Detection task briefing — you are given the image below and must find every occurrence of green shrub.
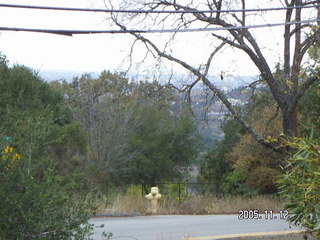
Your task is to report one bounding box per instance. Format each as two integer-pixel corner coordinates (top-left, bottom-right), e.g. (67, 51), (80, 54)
(0, 145), (97, 240)
(126, 184), (142, 197)
(160, 183), (189, 202)
(278, 138), (320, 239)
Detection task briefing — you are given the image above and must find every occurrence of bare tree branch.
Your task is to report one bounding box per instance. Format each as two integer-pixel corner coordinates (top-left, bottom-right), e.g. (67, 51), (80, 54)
(108, 0), (320, 148)
(267, 105), (280, 126)
(113, 19), (282, 152)
(289, 24), (314, 36)
(204, 41), (227, 76)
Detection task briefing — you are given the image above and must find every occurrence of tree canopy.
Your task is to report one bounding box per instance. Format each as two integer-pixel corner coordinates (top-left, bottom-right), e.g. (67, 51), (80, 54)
(53, 72), (200, 191)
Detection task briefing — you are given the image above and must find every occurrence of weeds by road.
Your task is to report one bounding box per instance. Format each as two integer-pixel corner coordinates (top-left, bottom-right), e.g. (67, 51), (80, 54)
(96, 194), (284, 215)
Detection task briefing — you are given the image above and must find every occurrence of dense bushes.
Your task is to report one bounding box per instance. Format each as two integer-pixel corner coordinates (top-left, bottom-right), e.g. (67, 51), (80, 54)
(278, 138), (320, 239)
(0, 144), (96, 240)
(0, 54), (97, 239)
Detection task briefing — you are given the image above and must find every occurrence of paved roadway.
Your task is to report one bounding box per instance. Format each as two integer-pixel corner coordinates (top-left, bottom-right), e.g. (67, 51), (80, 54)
(90, 214), (301, 240)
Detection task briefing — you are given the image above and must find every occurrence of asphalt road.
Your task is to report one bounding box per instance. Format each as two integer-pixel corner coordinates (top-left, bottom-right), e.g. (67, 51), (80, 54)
(90, 214), (301, 240)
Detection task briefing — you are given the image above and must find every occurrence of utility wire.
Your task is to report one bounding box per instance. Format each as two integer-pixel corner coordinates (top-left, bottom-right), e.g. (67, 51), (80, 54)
(0, 3), (319, 14)
(0, 19), (319, 36)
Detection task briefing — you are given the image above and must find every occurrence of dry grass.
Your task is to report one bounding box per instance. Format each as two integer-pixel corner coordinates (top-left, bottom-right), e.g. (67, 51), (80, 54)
(95, 194), (146, 214)
(96, 194), (285, 215)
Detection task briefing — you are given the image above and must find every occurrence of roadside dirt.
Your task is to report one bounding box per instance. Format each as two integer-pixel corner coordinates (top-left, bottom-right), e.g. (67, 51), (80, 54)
(226, 232), (317, 240)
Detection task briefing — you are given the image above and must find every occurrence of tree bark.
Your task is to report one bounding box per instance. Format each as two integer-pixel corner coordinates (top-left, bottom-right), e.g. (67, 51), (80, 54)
(282, 105), (298, 137)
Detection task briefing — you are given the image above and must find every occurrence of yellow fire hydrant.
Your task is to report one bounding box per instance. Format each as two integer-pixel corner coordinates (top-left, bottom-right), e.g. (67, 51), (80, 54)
(145, 187), (162, 214)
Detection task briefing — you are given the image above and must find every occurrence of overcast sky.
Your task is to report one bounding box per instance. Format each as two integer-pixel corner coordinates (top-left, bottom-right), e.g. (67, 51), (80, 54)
(0, 0), (316, 81)
(0, 0), (132, 74)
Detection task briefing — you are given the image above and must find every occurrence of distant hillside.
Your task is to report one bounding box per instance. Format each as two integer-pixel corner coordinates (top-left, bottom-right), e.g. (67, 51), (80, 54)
(157, 74), (258, 92)
(39, 70), (258, 92)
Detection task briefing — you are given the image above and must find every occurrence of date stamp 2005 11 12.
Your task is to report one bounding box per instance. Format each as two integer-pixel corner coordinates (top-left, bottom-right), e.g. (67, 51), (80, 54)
(238, 210), (289, 220)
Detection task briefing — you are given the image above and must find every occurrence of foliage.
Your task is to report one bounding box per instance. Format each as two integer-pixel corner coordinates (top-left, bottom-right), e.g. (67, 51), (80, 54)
(48, 123), (88, 177)
(221, 170), (240, 195)
(0, 62), (71, 126)
(227, 90), (284, 193)
(200, 80), (320, 196)
(199, 117), (244, 194)
(0, 54), (97, 239)
(53, 72), (136, 188)
(278, 138), (320, 239)
(126, 184), (143, 197)
(228, 133), (282, 194)
(308, 44), (320, 65)
(298, 43), (320, 138)
(200, 89), (284, 195)
(0, 144), (96, 240)
(53, 73), (200, 192)
(161, 183), (189, 201)
(122, 92), (199, 188)
(0, 55), (85, 172)
(299, 80), (320, 138)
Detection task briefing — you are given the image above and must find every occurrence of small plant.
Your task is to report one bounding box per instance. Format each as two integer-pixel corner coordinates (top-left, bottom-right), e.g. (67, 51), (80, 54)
(278, 138), (320, 239)
(1, 145), (21, 170)
(126, 184), (142, 197)
(162, 183), (189, 202)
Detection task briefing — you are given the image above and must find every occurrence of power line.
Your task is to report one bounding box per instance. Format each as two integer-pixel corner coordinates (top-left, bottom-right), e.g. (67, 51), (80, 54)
(0, 3), (319, 14)
(0, 19), (319, 36)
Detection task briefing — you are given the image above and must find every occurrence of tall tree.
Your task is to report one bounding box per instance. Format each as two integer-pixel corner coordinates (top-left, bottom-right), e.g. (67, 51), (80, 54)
(54, 71), (138, 185)
(107, 0), (320, 152)
(117, 81), (199, 191)
(56, 74), (199, 190)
